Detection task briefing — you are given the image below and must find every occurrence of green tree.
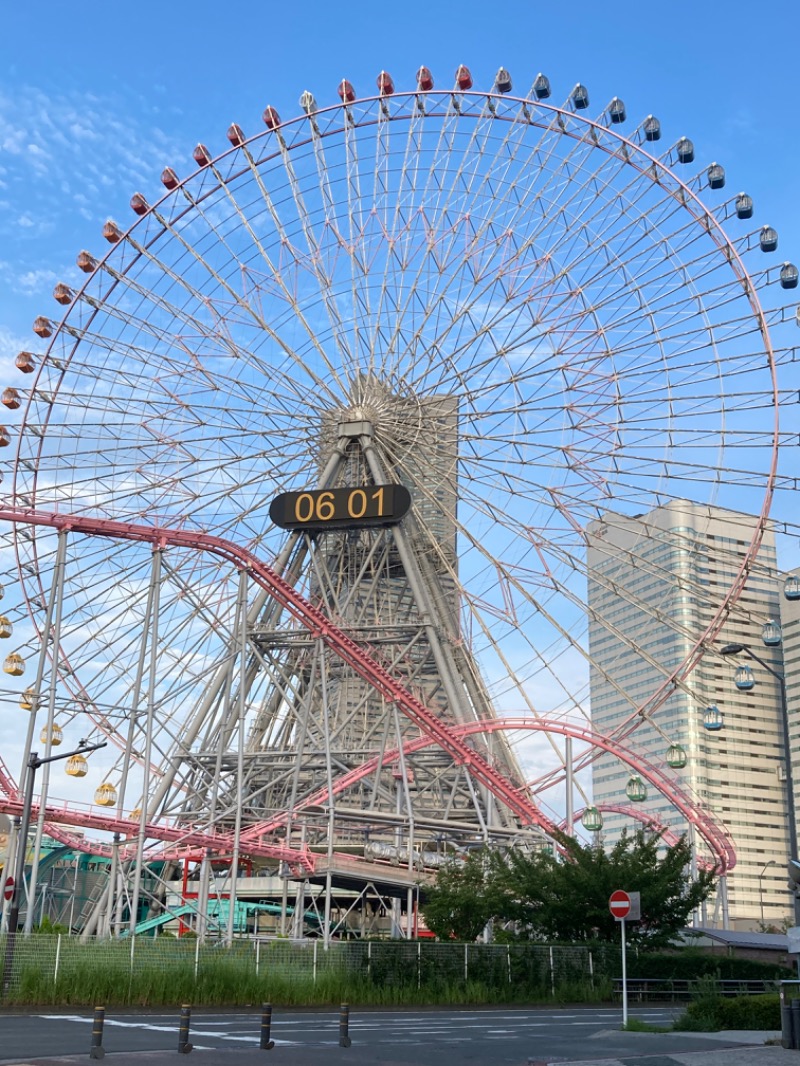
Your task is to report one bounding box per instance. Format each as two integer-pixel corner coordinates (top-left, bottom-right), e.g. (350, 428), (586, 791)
(421, 848), (500, 941)
(423, 830), (715, 947)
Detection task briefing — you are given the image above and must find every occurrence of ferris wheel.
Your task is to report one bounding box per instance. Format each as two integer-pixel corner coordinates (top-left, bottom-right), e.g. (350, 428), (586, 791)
(0, 64), (795, 932)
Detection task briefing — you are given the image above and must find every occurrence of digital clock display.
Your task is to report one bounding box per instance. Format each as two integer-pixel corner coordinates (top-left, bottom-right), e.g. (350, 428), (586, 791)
(269, 484), (412, 531)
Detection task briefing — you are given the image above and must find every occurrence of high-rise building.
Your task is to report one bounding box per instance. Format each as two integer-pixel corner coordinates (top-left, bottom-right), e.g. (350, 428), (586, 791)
(587, 501), (791, 928)
(780, 567), (800, 844)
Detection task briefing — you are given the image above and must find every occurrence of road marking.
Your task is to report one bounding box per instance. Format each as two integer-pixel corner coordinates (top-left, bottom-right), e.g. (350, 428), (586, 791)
(37, 1016), (297, 1046)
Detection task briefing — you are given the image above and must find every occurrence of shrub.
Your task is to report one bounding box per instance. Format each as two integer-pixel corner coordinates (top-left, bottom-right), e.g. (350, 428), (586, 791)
(627, 951), (789, 982)
(675, 993), (780, 1032)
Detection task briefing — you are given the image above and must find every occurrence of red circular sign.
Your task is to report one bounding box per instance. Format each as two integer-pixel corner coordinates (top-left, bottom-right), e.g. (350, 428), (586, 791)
(609, 889), (631, 918)
(3, 876), (14, 901)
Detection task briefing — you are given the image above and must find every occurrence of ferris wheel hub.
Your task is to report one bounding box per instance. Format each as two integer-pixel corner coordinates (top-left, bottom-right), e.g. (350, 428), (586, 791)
(338, 410), (374, 438)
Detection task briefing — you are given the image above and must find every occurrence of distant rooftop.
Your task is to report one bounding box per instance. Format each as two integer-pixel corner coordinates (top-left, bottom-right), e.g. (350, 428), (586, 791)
(684, 926), (788, 951)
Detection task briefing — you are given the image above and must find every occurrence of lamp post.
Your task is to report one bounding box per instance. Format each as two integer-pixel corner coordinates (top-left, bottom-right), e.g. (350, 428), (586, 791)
(759, 859), (778, 927)
(720, 641), (799, 926)
(1, 739), (106, 997)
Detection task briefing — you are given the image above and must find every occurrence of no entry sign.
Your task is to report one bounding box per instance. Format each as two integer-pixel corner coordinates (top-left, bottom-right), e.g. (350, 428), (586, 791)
(610, 889), (641, 1029)
(3, 876), (13, 901)
(609, 889), (631, 919)
(609, 889), (640, 921)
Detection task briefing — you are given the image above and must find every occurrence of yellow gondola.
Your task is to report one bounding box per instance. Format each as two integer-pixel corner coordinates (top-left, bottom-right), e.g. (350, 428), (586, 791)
(65, 753), (88, 778)
(4, 653), (24, 676)
(95, 783), (118, 807)
(40, 724), (63, 747)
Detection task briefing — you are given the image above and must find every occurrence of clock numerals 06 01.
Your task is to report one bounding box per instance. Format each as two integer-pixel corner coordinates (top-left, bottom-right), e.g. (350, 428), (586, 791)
(269, 484), (411, 531)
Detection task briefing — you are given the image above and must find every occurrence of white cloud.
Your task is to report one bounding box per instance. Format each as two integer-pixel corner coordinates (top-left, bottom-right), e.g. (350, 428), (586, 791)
(0, 324), (32, 366)
(15, 268), (58, 295)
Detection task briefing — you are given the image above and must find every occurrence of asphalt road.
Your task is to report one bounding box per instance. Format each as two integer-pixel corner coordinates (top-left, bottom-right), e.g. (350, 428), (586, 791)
(0, 1004), (769, 1065)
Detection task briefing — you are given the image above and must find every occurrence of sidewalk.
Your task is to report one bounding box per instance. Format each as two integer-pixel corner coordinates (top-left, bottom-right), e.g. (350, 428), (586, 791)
(534, 1029), (793, 1065)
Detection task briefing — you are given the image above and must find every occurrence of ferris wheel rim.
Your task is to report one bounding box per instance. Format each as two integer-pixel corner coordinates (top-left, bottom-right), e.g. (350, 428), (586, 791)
(1, 71), (792, 876)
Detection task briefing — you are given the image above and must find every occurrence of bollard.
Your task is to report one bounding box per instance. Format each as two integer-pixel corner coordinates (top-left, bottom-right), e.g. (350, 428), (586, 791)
(260, 1003), (275, 1051)
(178, 1004), (193, 1055)
(89, 1005), (105, 1059)
(338, 1002), (351, 1048)
(781, 995), (793, 1049)
(792, 999), (800, 1051)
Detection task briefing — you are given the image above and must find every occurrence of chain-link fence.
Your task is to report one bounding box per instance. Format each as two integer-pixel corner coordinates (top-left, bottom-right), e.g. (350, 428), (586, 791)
(0, 934), (618, 1006)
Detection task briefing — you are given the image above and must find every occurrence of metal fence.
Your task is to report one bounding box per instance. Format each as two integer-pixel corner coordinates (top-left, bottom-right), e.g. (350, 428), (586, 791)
(0, 935), (615, 1005)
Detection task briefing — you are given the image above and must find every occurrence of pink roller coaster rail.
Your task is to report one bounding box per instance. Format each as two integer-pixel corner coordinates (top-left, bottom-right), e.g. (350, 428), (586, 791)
(0, 508), (735, 875)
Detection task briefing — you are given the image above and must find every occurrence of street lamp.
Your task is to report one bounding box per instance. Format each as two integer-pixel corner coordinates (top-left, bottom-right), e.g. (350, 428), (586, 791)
(720, 641), (799, 926)
(1, 738), (106, 997)
(759, 859), (778, 927)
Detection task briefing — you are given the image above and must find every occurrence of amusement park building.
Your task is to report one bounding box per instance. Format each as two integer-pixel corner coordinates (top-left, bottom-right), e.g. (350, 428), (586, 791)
(587, 501), (792, 929)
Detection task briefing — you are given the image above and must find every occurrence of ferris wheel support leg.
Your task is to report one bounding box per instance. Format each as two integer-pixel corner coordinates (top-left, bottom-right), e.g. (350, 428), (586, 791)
(129, 550), (163, 935)
(360, 436), (487, 749)
(226, 571), (249, 947)
(287, 825), (309, 939)
(279, 871), (290, 938)
(323, 871), (333, 950)
(133, 441), (347, 827)
(25, 530), (69, 935)
(103, 835), (120, 938)
(321, 635), (335, 951)
(291, 877), (305, 939)
(112, 858), (130, 937)
(391, 702), (414, 863)
(195, 850), (211, 943)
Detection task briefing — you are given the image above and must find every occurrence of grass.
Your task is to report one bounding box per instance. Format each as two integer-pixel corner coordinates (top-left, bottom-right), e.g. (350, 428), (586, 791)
(5, 966), (610, 1008)
(0, 937), (613, 1007)
(621, 1017), (671, 1033)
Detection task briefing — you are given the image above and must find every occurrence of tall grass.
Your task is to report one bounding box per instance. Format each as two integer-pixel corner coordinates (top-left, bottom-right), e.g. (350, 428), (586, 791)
(0, 934), (610, 1007)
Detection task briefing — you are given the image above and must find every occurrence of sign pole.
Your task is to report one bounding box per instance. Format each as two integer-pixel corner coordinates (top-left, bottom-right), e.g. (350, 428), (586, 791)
(609, 889), (638, 1029)
(620, 916), (628, 1027)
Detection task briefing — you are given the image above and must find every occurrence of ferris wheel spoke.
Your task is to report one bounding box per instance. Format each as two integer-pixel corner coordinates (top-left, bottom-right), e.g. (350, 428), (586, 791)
(270, 132), (365, 381)
(139, 196), (347, 407)
(388, 111), (637, 374)
(376, 100), (524, 373)
(1, 72), (790, 894)
(407, 147), (725, 383)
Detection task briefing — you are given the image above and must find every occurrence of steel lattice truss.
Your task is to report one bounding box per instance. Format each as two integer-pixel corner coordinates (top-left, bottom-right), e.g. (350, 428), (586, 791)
(0, 67), (797, 932)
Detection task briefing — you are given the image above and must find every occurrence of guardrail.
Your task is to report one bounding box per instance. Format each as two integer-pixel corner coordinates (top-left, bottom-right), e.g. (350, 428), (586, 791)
(612, 978), (779, 1001)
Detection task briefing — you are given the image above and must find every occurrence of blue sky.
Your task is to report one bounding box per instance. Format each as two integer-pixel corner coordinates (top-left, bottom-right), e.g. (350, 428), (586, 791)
(1, 0), (797, 351)
(0, 1), (797, 826)
(2, 1), (798, 552)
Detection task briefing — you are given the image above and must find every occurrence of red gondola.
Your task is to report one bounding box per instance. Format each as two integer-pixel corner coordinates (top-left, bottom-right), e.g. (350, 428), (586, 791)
(76, 250), (96, 273)
(416, 66), (434, 91)
(193, 144), (212, 167)
(15, 352), (36, 374)
(377, 71), (394, 96)
(338, 80), (356, 104)
(227, 123), (245, 147)
(455, 65), (472, 90)
(103, 220), (123, 243)
(262, 107), (281, 130)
